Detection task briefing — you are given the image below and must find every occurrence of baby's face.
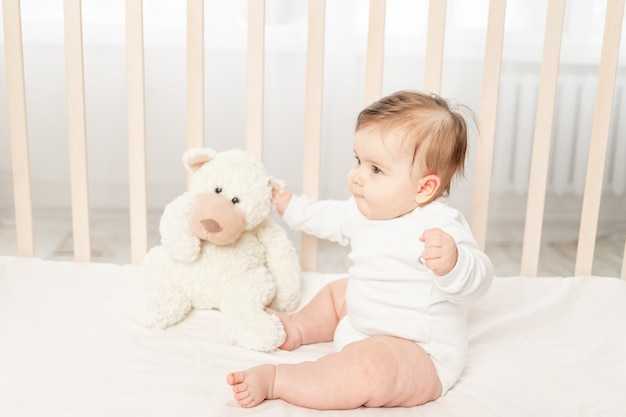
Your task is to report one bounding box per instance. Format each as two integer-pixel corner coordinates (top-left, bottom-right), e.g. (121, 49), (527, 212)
(347, 127), (421, 220)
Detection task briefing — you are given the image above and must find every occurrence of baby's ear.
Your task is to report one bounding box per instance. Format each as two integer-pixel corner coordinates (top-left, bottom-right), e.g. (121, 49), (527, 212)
(183, 148), (217, 172)
(415, 174), (441, 205)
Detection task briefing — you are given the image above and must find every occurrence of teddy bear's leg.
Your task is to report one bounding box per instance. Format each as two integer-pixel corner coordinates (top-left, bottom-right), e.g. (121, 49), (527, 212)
(135, 285), (192, 329)
(269, 281), (300, 313)
(219, 275), (286, 352)
(220, 301), (286, 352)
(255, 220), (301, 313)
(135, 247), (193, 329)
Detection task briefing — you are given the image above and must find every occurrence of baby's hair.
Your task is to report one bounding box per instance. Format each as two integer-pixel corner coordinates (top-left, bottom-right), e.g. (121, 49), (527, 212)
(355, 90), (471, 203)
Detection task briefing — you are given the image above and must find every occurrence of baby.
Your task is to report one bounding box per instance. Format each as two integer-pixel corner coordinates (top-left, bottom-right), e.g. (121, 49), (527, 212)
(227, 90), (493, 410)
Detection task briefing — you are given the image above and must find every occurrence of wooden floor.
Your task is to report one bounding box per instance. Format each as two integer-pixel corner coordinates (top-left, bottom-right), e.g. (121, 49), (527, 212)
(0, 208), (624, 278)
(485, 233), (625, 277)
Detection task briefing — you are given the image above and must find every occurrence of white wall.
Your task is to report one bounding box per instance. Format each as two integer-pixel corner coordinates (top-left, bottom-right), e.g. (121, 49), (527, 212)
(1, 0), (625, 248)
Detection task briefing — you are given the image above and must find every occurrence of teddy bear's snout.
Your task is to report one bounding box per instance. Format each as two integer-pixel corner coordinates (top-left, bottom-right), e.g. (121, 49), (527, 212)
(201, 219), (222, 233)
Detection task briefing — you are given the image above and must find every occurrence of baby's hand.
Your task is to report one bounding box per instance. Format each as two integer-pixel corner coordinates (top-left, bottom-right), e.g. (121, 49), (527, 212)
(269, 180), (292, 216)
(419, 228), (458, 276)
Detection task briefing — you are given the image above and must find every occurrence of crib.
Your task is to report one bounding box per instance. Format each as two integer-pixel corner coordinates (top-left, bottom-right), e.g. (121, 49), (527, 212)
(1, 0), (626, 416)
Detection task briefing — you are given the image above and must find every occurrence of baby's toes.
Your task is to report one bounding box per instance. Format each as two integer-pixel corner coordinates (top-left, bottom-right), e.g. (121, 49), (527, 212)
(227, 371), (245, 386)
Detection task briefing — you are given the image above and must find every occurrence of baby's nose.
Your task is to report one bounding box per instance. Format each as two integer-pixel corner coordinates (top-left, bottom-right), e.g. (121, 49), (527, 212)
(351, 169), (363, 184)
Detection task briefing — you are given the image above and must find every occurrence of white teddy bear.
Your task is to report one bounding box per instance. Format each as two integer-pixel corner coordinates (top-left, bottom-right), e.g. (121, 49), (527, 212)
(136, 147), (301, 352)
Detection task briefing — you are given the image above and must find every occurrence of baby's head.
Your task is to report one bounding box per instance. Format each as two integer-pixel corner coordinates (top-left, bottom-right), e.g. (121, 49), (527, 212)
(348, 90), (468, 219)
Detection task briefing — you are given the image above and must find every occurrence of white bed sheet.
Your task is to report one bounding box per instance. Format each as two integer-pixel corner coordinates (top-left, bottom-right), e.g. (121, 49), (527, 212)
(1, 256), (625, 417)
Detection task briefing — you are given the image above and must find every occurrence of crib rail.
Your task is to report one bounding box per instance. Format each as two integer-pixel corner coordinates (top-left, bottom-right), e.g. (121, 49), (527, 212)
(518, 0), (566, 277)
(2, 0), (625, 279)
(575, 0), (625, 277)
(2, 0), (33, 258)
(125, 0), (148, 266)
(64, 0), (90, 262)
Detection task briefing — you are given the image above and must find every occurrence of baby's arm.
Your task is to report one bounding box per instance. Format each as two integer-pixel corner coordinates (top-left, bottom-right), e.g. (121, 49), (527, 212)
(270, 185), (353, 246)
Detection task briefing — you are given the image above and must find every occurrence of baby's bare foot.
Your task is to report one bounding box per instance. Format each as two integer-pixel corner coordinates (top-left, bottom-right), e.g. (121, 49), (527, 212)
(227, 365), (276, 408)
(266, 308), (303, 351)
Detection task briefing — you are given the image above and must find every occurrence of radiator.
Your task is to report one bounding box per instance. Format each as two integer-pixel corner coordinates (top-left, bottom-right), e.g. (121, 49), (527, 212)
(492, 67), (625, 197)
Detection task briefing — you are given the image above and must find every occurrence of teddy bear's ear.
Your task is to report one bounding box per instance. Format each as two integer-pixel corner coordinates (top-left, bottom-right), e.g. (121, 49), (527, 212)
(182, 148), (217, 172)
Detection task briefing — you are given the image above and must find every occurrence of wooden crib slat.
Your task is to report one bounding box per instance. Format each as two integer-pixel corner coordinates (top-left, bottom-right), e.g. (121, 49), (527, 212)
(300, 0), (326, 272)
(187, 0), (204, 152)
(245, 0), (265, 159)
(63, 0), (91, 262)
(125, 0), (148, 265)
(423, 0), (447, 94)
(575, 0), (625, 276)
(364, 0), (385, 106)
(2, 0), (34, 257)
(520, 0), (566, 277)
(620, 238), (626, 280)
(470, 0), (506, 251)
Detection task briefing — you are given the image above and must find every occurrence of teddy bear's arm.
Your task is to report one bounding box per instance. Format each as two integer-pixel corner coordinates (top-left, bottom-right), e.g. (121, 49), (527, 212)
(160, 192), (202, 263)
(256, 219), (301, 312)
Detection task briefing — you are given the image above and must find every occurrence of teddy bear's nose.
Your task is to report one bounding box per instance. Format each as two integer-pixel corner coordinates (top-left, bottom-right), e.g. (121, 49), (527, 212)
(201, 219), (222, 233)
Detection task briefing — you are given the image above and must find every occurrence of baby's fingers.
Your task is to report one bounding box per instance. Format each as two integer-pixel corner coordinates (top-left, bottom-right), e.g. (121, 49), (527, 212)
(420, 227), (445, 243)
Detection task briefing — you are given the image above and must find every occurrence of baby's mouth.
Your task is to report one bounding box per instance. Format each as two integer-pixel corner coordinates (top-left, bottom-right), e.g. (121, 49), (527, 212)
(350, 188), (363, 199)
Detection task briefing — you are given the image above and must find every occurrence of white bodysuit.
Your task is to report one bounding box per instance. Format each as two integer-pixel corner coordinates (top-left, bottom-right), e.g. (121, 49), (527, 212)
(282, 195), (493, 395)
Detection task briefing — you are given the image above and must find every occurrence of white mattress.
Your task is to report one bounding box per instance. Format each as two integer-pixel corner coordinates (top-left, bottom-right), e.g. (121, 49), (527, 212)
(1, 256), (625, 417)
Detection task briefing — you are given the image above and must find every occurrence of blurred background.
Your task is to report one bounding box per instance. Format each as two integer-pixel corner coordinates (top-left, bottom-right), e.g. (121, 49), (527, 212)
(0, 0), (624, 274)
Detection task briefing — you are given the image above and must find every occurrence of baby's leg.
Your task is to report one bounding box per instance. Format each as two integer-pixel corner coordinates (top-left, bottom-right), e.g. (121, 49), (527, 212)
(269, 277), (347, 350)
(227, 335), (442, 410)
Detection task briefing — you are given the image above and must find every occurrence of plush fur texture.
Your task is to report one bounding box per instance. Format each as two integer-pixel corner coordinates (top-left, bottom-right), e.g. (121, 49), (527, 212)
(136, 148), (301, 352)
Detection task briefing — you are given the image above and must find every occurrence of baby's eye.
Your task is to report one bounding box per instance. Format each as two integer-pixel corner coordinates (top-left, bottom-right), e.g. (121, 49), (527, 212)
(215, 187), (223, 194)
(354, 155), (361, 165)
(231, 197), (240, 205)
(372, 166), (382, 174)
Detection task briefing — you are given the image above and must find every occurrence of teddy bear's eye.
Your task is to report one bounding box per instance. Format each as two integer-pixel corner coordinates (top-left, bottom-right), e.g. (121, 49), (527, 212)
(215, 187), (222, 194)
(231, 197), (240, 205)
